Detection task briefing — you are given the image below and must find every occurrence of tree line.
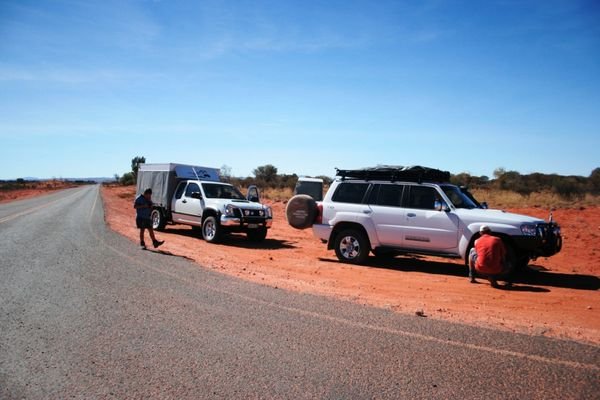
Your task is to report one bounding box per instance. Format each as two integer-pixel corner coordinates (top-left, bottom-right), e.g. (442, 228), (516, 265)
(451, 167), (600, 199)
(117, 157), (599, 199)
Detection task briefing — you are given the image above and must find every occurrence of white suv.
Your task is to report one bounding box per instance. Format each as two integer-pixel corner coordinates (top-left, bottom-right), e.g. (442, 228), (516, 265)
(286, 166), (562, 274)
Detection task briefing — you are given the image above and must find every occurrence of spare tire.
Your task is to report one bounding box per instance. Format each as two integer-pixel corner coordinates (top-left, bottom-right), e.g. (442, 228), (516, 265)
(286, 195), (318, 230)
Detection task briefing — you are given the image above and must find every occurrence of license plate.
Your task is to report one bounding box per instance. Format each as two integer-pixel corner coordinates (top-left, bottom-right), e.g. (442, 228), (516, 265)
(248, 224), (259, 229)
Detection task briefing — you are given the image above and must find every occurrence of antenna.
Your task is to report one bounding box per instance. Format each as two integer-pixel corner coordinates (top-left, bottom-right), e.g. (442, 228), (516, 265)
(191, 167), (201, 181)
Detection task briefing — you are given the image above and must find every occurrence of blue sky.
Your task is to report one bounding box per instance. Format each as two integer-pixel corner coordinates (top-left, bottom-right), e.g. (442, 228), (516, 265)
(1, 0), (599, 180)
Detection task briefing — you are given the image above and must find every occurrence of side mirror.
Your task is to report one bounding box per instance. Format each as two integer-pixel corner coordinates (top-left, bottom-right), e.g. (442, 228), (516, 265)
(481, 201), (488, 209)
(434, 200), (449, 212)
(191, 191), (202, 200)
(247, 185), (260, 202)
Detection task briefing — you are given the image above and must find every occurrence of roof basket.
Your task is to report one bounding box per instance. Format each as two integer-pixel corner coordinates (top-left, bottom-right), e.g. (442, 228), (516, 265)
(335, 165), (451, 183)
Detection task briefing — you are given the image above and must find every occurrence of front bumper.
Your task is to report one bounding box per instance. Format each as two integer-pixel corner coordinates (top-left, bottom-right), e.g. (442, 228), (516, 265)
(514, 222), (562, 258)
(220, 215), (272, 229)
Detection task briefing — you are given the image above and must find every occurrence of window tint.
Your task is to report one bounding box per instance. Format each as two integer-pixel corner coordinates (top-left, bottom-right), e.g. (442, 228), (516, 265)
(367, 184), (380, 204)
(185, 182), (201, 197)
(407, 186), (439, 210)
(174, 182), (187, 200)
(373, 184), (404, 207)
(332, 182), (370, 204)
(440, 185), (478, 209)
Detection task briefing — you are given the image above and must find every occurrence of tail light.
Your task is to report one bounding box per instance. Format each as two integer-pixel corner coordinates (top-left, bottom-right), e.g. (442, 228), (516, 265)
(315, 202), (323, 224)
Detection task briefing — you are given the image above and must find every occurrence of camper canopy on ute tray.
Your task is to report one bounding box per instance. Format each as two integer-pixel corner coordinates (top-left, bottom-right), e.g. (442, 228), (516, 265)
(136, 163), (220, 207)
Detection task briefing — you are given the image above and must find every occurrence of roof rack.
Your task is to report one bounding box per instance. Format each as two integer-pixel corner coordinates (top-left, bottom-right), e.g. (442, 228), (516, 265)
(335, 165), (451, 183)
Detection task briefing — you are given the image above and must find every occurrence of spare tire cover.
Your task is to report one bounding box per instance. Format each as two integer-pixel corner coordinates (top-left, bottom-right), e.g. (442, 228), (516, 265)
(286, 195), (317, 230)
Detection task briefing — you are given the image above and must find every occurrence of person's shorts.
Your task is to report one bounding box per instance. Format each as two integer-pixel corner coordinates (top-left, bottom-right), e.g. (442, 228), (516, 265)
(136, 218), (152, 229)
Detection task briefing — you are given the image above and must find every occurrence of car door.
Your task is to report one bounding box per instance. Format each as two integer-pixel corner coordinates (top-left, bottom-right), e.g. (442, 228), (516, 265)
(172, 181), (203, 224)
(367, 183), (406, 247)
(402, 185), (459, 251)
(247, 185), (260, 202)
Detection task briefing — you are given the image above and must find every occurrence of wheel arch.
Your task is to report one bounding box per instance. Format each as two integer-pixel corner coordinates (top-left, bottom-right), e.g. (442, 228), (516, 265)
(328, 222), (372, 251)
(202, 207), (219, 221)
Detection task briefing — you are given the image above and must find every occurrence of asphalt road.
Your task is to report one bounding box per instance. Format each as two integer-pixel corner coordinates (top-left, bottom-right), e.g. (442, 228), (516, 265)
(1, 185), (598, 399)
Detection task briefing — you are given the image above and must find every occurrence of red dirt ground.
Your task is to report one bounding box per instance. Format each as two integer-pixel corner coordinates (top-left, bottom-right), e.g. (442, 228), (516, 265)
(99, 186), (600, 345)
(0, 181), (76, 204)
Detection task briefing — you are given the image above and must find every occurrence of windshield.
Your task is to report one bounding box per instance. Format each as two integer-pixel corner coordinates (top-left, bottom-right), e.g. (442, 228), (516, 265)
(202, 183), (246, 200)
(440, 185), (479, 209)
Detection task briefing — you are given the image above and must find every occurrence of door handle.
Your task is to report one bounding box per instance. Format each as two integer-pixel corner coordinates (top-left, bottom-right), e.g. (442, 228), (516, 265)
(182, 199), (187, 203)
(407, 213), (416, 217)
(362, 209), (372, 214)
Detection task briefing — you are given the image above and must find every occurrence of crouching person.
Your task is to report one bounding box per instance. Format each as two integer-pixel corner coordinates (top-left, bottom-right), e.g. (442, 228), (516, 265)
(134, 188), (164, 250)
(469, 225), (510, 288)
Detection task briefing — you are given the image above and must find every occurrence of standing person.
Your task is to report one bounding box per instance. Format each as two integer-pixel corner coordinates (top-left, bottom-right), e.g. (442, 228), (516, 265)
(469, 225), (507, 288)
(134, 188), (164, 250)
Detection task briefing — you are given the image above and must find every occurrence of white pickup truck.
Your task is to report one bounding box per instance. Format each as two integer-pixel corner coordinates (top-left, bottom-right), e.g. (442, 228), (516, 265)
(137, 163), (272, 242)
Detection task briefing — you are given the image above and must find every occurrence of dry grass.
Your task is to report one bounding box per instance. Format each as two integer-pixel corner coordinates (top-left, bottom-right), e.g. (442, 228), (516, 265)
(471, 189), (600, 209)
(259, 187), (294, 202)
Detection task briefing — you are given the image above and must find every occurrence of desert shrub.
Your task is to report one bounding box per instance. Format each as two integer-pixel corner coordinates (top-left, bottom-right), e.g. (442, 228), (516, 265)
(120, 172), (135, 186)
(590, 168), (600, 194)
(552, 177), (586, 200)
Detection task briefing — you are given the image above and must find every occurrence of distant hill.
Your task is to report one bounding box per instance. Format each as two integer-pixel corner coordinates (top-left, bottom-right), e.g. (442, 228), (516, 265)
(1, 177), (114, 183)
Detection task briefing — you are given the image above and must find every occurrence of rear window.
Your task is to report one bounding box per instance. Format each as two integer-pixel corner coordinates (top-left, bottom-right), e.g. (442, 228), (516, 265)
(295, 180), (324, 201)
(174, 182), (186, 200)
(332, 182), (370, 204)
(368, 183), (404, 207)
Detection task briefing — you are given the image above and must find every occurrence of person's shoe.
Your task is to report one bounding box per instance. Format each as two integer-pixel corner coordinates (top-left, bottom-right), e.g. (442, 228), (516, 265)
(470, 278), (477, 284)
(490, 279), (500, 288)
(153, 240), (164, 249)
(140, 242), (147, 250)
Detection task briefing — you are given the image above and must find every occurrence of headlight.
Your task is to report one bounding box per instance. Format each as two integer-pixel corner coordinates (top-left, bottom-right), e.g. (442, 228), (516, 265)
(224, 204), (237, 217)
(265, 206), (272, 218)
(520, 224), (537, 236)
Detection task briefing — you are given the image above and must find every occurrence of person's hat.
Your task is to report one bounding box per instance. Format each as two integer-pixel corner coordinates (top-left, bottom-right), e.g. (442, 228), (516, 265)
(479, 225), (491, 233)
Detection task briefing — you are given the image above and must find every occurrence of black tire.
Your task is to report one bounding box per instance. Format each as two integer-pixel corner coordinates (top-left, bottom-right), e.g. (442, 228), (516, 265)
(502, 242), (521, 279)
(151, 209), (166, 231)
(202, 216), (221, 243)
(247, 227), (268, 242)
(334, 229), (370, 265)
(286, 194), (318, 230)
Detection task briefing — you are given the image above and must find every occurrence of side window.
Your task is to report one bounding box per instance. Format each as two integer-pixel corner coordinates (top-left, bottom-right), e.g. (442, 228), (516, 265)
(407, 186), (439, 210)
(185, 182), (201, 197)
(367, 184), (380, 204)
(374, 184), (404, 207)
(174, 182), (187, 200)
(332, 183), (370, 204)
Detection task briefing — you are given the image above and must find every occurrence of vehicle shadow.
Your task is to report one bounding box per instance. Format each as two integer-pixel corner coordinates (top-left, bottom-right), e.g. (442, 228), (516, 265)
(321, 255), (600, 291)
(142, 248), (195, 261)
(518, 265), (600, 291)
(162, 228), (297, 250)
(217, 234), (298, 250)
